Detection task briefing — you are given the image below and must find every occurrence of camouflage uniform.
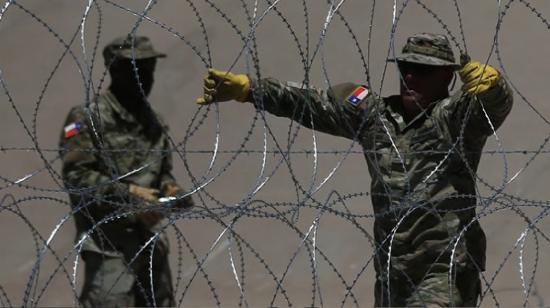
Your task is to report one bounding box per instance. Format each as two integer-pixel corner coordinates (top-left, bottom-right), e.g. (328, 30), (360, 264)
(60, 36), (179, 307)
(249, 34), (513, 306)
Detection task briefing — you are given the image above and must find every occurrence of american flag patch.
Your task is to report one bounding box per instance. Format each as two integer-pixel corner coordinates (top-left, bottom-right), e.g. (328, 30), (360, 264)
(346, 86), (369, 106)
(64, 121), (82, 138)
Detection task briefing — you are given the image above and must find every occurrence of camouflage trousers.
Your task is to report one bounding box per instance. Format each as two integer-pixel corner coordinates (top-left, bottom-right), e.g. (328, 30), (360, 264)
(374, 266), (481, 307)
(79, 243), (174, 307)
(372, 204), (484, 307)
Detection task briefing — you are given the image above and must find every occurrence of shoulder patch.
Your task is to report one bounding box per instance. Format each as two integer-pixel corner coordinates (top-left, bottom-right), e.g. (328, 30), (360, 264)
(64, 121), (82, 138)
(346, 86), (369, 107)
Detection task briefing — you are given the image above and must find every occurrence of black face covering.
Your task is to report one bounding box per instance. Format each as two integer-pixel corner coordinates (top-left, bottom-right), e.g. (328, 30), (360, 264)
(109, 58), (155, 104)
(109, 58), (163, 140)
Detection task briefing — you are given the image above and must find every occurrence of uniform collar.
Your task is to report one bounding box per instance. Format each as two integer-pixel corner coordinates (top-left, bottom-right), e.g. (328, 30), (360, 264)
(384, 96), (441, 133)
(104, 90), (138, 123)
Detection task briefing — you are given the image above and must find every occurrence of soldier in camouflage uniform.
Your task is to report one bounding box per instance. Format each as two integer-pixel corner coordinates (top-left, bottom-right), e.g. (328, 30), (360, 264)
(196, 33), (513, 306)
(60, 36), (193, 307)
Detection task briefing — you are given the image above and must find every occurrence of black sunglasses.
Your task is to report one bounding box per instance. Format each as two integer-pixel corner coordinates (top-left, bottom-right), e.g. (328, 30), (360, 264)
(397, 62), (439, 76)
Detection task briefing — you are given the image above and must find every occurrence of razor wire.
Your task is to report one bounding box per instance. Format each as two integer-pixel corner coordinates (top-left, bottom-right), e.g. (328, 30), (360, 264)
(1, 0), (550, 307)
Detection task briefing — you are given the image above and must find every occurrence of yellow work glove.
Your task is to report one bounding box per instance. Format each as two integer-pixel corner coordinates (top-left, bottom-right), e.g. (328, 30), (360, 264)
(129, 183), (159, 202)
(161, 183), (195, 209)
(459, 60), (500, 94)
(196, 69), (250, 105)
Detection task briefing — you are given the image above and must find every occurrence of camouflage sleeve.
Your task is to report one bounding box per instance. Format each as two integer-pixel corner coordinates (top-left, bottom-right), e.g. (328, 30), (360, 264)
(249, 78), (371, 139)
(59, 107), (130, 216)
(157, 139), (196, 207)
(159, 139), (177, 190)
(446, 78), (513, 137)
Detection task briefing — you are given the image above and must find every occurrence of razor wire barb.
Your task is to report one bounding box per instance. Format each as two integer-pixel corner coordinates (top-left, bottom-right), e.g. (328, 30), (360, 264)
(1, 0), (550, 307)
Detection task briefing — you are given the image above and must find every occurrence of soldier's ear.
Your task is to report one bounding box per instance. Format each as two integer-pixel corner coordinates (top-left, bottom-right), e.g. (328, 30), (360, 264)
(447, 71), (458, 92)
(109, 59), (124, 71)
(443, 68), (454, 87)
(448, 72), (458, 91)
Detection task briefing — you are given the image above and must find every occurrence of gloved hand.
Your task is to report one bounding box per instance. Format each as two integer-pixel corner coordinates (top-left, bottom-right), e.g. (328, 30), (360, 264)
(161, 183), (195, 209)
(458, 56), (500, 94)
(162, 183), (182, 197)
(196, 69), (250, 105)
(129, 183), (159, 202)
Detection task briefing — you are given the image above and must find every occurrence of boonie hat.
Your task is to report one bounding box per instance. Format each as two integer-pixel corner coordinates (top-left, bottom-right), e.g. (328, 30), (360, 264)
(388, 33), (460, 69)
(103, 35), (166, 65)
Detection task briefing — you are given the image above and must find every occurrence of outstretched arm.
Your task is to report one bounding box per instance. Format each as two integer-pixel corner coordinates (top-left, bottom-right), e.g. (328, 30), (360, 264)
(196, 69), (372, 140)
(251, 78), (371, 139)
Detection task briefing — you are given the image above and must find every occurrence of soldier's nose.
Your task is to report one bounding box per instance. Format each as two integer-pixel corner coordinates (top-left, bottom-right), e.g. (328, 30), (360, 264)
(403, 73), (417, 87)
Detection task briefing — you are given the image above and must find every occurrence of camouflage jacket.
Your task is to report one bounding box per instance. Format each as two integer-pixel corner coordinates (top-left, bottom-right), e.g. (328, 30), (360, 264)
(251, 77), (513, 276)
(59, 91), (177, 255)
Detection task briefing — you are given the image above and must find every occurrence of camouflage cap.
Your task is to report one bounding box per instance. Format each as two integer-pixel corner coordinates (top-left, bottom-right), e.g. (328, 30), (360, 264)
(103, 36), (166, 65)
(388, 33), (460, 69)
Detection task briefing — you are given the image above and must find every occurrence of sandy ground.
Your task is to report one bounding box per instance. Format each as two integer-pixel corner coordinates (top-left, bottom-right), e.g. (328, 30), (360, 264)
(1, 1), (550, 306)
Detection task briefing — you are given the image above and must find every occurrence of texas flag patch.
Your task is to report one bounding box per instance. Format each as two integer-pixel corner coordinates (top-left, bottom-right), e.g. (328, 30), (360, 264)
(64, 121), (82, 138)
(346, 86), (369, 107)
